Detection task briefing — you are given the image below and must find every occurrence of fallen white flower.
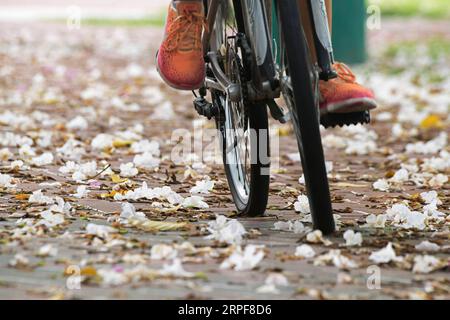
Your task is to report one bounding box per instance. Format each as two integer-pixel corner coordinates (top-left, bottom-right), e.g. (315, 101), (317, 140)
(256, 284), (280, 294)
(10, 160), (24, 170)
(373, 178), (390, 192)
(345, 140), (377, 156)
(133, 152), (160, 169)
(306, 230), (332, 246)
(190, 178), (215, 194)
(375, 112), (392, 122)
(428, 173), (448, 188)
(31, 152), (53, 166)
(0, 148), (12, 160)
(36, 244), (58, 257)
(220, 245), (265, 271)
(369, 242), (401, 264)
(8, 253), (29, 267)
(314, 250), (358, 269)
(67, 115), (88, 131)
(120, 203), (148, 224)
(19, 144), (36, 158)
(114, 182), (184, 205)
(86, 223), (117, 238)
(405, 132), (447, 155)
(131, 139), (160, 156)
(205, 215), (247, 245)
(343, 230), (363, 247)
(182, 196), (209, 209)
(91, 133), (114, 150)
(119, 162), (138, 178)
(97, 269), (128, 286)
(387, 203), (427, 230)
(150, 244), (178, 260)
(420, 191), (442, 205)
(56, 139), (85, 160)
(122, 254), (147, 265)
(365, 214), (387, 228)
(390, 168), (409, 183)
(298, 174), (305, 184)
(0, 173), (15, 188)
(265, 273), (289, 287)
(294, 194), (310, 214)
(160, 258), (194, 277)
(322, 134), (347, 149)
(150, 101), (175, 120)
(50, 197), (72, 214)
(273, 220), (306, 234)
(421, 150), (450, 172)
(73, 185), (89, 199)
(28, 190), (54, 205)
(415, 241), (440, 252)
(412, 255), (443, 274)
(37, 210), (65, 228)
(295, 244), (316, 259)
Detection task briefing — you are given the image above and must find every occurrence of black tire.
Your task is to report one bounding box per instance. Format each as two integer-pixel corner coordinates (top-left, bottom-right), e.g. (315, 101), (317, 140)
(228, 104), (270, 216)
(213, 96), (270, 217)
(277, 1), (335, 234)
(207, 0), (270, 217)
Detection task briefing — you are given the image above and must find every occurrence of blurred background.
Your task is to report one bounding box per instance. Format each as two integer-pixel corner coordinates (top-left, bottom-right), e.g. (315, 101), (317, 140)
(0, 0), (448, 300)
(1, 0), (449, 63)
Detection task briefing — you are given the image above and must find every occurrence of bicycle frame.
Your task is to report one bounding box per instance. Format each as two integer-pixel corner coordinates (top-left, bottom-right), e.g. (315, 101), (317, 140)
(202, 0), (335, 104)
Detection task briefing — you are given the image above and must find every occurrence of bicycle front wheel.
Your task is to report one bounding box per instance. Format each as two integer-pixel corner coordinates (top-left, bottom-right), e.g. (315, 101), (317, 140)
(277, 0), (335, 234)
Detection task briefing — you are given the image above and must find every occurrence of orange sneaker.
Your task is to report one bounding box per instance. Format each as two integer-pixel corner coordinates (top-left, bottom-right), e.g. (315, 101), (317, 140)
(319, 62), (377, 115)
(157, 0), (206, 90)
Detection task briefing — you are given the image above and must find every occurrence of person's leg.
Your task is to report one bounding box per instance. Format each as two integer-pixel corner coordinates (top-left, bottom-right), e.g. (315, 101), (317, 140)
(325, 0), (332, 33)
(297, 0), (332, 62)
(157, 0), (206, 90)
(297, 0), (376, 114)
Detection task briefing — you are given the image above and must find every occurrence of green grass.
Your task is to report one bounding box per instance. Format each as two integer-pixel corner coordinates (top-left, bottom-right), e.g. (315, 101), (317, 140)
(368, 0), (450, 19)
(81, 16), (165, 27)
(50, 13), (165, 27)
(384, 37), (450, 60)
(380, 37), (450, 81)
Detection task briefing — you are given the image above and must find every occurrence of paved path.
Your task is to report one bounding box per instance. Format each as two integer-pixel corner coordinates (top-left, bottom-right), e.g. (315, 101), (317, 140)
(0, 21), (448, 300)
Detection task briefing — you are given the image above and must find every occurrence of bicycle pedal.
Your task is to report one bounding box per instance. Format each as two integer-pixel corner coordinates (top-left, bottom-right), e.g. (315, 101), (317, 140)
(193, 97), (218, 120)
(320, 110), (371, 129)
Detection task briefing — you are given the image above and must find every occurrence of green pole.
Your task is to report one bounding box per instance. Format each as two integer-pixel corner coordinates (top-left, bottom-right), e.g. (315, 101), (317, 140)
(332, 0), (367, 64)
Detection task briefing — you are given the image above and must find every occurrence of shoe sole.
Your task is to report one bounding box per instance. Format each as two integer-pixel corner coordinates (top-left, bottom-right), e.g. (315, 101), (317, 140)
(156, 50), (205, 91)
(320, 97), (377, 116)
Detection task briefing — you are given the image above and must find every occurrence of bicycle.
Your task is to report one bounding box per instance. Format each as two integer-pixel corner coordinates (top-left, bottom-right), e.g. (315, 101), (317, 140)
(193, 0), (371, 234)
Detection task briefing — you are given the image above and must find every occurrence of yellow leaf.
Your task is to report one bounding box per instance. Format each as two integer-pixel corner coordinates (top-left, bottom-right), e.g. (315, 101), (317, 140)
(113, 139), (133, 148)
(81, 266), (97, 276)
(275, 126), (292, 137)
(420, 115), (442, 129)
(134, 220), (189, 232)
(99, 190), (116, 199)
(63, 265), (96, 277)
(111, 174), (128, 184)
(15, 194), (30, 201)
(331, 182), (367, 188)
(49, 292), (66, 300)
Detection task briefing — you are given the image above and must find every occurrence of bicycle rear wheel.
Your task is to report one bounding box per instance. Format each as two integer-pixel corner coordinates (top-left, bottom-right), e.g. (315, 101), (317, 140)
(277, 0), (335, 234)
(209, 0), (270, 216)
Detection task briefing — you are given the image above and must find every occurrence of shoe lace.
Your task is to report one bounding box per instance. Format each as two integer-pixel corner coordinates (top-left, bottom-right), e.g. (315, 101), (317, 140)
(333, 62), (356, 83)
(163, 9), (207, 52)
